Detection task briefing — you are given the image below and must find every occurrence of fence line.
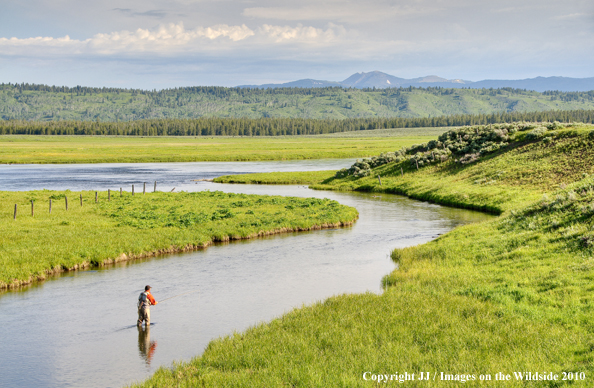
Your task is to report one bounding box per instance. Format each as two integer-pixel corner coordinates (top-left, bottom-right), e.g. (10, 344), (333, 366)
(9, 183), (162, 219)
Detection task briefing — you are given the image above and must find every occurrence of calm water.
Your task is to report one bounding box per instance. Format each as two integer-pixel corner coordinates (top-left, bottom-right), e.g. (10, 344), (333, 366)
(0, 161), (492, 388)
(0, 159), (356, 192)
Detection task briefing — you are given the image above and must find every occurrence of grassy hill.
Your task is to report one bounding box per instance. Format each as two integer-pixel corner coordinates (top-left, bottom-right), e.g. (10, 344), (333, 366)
(136, 123), (594, 387)
(3, 83), (594, 121)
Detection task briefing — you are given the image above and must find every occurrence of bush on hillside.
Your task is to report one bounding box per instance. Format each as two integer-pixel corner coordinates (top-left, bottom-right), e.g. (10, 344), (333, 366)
(337, 122), (575, 178)
(525, 127), (547, 141)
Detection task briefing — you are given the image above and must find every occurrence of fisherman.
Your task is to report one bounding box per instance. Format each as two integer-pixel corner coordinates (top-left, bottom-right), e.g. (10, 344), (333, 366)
(137, 285), (158, 326)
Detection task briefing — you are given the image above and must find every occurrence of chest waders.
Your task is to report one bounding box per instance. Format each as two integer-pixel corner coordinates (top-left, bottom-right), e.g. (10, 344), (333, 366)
(137, 291), (151, 326)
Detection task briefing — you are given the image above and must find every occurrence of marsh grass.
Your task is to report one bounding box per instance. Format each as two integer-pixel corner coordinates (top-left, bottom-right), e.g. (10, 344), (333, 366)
(134, 124), (594, 387)
(0, 190), (358, 288)
(133, 282), (587, 387)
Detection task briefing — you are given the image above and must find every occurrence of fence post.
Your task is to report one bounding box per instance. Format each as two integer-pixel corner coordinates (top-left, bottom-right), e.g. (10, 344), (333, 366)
(49, 199), (52, 214)
(143, 182), (146, 194)
(108, 189), (111, 201)
(65, 196), (68, 211)
(154, 181), (157, 192)
(80, 194), (83, 207)
(14, 204), (17, 220)
(132, 185), (135, 196)
(401, 167), (404, 176)
(95, 192), (98, 203)
(31, 200), (34, 217)
(377, 175), (382, 186)
(120, 188), (122, 197)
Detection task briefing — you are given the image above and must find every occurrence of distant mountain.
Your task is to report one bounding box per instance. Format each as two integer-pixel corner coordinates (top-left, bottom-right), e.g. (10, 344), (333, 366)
(238, 71), (594, 92)
(240, 78), (344, 89)
(341, 71), (407, 88)
(238, 71), (466, 89)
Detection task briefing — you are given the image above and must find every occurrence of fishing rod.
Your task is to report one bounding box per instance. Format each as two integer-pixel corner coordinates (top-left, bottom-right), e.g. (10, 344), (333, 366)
(158, 289), (199, 303)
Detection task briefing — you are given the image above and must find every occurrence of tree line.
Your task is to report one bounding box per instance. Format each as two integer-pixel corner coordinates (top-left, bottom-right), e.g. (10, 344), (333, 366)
(2, 110), (594, 136)
(5, 82), (594, 101)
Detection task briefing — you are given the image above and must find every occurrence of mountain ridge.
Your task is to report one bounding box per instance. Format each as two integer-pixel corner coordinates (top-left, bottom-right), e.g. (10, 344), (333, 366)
(238, 71), (594, 92)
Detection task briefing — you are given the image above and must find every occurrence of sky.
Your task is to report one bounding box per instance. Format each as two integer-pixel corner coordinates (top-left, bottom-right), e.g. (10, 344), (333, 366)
(1, 0), (593, 89)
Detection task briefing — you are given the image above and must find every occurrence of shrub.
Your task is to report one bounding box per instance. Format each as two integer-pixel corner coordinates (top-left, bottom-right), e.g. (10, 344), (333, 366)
(339, 122), (570, 177)
(335, 168), (349, 179)
(547, 121), (564, 130)
(458, 153), (481, 165)
(517, 122), (537, 131)
(525, 127), (547, 141)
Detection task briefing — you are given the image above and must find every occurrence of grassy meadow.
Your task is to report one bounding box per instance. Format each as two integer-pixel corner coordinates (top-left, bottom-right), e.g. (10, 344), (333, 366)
(0, 132), (441, 164)
(135, 123), (594, 387)
(0, 190), (358, 289)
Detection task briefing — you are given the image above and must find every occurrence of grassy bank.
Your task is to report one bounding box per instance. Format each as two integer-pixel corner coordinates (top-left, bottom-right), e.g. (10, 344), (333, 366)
(135, 123), (594, 387)
(214, 170), (337, 185)
(313, 125), (594, 212)
(0, 190), (358, 289)
(0, 133), (439, 164)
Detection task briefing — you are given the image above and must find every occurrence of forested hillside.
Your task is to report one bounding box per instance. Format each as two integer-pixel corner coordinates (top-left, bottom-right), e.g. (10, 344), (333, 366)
(2, 83), (594, 122)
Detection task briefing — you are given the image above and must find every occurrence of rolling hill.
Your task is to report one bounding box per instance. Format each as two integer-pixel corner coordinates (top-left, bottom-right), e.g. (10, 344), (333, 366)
(2, 82), (594, 122)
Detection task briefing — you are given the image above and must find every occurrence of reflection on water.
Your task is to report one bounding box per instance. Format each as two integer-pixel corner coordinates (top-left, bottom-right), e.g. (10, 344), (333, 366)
(0, 162), (494, 388)
(137, 326), (157, 367)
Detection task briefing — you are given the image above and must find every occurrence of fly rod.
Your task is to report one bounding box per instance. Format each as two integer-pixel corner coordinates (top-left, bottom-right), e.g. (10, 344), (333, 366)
(158, 289), (198, 303)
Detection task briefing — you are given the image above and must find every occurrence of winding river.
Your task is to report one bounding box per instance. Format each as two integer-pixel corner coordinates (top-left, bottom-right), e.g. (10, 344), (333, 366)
(0, 161), (492, 388)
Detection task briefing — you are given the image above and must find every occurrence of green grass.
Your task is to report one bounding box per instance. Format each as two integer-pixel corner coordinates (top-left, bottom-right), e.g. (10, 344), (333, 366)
(133, 292), (585, 387)
(0, 190), (358, 289)
(313, 126), (594, 213)
(0, 134), (436, 164)
(134, 124), (594, 387)
(214, 170), (337, 185)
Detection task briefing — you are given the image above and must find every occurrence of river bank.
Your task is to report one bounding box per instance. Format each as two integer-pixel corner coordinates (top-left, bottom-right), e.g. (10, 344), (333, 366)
(213, 170), (336, 185)
(0, 190), (358, 289)
(135, 124), (594, 387)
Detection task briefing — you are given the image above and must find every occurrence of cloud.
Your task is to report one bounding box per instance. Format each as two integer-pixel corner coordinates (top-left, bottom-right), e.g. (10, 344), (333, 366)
(90, 23), (255, 52)
(0, 21), (354, 58)
(0, 23), (256, 56)
(553, 12), (592, 20)
(113, 8), (169, 19)
(243, 2), (440, 23)
(259, 23), (346, 43)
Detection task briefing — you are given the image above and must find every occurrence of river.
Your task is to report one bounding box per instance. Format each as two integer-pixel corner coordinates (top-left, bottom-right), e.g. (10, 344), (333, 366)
(0, 160), (493, 388)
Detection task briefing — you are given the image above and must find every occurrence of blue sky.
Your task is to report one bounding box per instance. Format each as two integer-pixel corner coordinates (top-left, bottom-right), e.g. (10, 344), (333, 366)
(1, 0), (593, 89)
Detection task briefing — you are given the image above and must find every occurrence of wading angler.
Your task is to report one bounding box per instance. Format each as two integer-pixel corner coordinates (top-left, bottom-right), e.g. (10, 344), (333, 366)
(137, 285), (158, 326)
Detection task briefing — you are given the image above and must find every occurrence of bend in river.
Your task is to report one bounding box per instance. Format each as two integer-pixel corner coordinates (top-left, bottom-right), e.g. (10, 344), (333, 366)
(0, 161), (493, 388)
